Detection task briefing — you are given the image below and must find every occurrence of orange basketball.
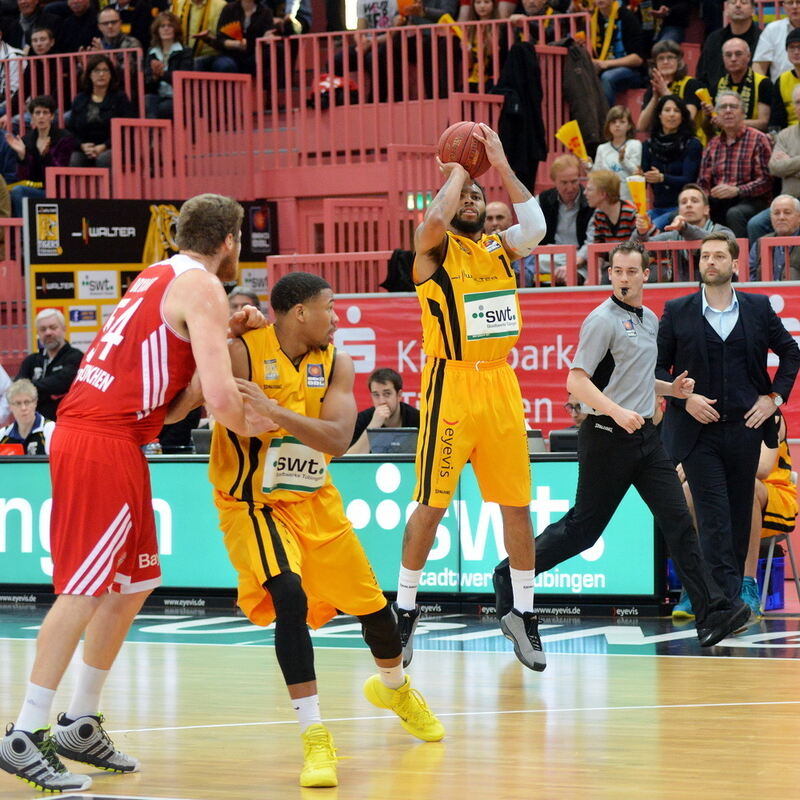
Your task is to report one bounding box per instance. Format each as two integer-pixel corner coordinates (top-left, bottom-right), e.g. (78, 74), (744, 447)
(436, 121), (491, 178)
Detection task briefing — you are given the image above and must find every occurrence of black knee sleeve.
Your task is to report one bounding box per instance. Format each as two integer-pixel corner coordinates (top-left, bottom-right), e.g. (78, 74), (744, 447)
(265, 572), (315, 685)
(359, 604), (402, 660)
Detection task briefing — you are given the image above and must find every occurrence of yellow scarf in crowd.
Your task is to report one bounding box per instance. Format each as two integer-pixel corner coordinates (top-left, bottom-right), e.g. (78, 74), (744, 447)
(591, 1), (619, 61)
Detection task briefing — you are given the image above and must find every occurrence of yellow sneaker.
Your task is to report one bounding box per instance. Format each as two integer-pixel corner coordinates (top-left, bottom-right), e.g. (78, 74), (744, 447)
(299, 724), (337, 788)
(363, 675), (445, 742)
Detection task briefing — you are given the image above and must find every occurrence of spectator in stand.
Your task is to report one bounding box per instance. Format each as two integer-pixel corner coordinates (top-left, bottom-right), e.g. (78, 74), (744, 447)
(484, 198), (534, 285)
(631, 183), (734, 281)
(67, 53), (134, 169)
(484, 199), (512, 233)
(749, 83), (800, 241)
(640, 95), (702, 229)
(588, 0), (646, 106)
(0, 379), (55, 454)
(0, 127), (19, 182)
(4, 0), (61, 51)
(466, 0), (500, 90)
(577, 169), (638, 280)
(509, 0), (568, 45)
(697, 0), (761, 92)
(5, 94), (76, 217)
(196, 0), (274, 75)
(346, 367), (420, 454)
(89, 6), (142, 66)
(591, 105), (641, 204)
(55, 0), (99, 54)
(705, 38), (772, 131)
(171, 0), (227, 67)
(638, 40), (702, 134)
(537, 153), (592, 285)
(754, 0), (800, 81)
(698, 90), (772, 238)
(24, 27), (71, 116)
(144, 11), (193, 118)
(227, 284), (261, 313)
(107, 0), (169, 52)
(769, 28), (800, 130)
(748, 194), (800, 280)
(15, 308), (82, 421)
(649, 1), (689, 45)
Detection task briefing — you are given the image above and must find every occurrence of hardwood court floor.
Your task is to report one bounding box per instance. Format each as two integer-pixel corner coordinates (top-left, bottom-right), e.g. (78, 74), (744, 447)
(1, 612), (799, 800)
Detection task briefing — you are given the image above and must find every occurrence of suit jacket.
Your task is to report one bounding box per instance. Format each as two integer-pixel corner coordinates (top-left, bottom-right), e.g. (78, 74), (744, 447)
(538, 187), (592, 247)
(656, 289), (800, 462)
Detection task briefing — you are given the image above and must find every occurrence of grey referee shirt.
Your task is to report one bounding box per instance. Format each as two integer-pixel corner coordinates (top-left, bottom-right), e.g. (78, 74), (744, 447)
(570, 297), (659, 419)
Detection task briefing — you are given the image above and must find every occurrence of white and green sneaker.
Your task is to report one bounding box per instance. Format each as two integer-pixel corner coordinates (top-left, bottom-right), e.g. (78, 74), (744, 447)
(0, 723), (92, 792)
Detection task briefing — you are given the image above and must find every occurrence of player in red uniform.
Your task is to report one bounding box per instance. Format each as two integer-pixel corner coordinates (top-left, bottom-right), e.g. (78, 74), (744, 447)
(0, 194), (273, 794)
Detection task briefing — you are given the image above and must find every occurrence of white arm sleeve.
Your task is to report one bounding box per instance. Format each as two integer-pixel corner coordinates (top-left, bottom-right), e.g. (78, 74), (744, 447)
(504, 196), (547, 256)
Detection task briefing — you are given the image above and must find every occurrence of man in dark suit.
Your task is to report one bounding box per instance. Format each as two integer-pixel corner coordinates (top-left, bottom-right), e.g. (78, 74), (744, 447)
(656, 231), (800, 603)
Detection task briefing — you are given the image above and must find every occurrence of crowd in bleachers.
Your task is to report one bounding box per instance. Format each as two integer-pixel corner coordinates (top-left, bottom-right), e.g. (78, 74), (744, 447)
(0, 0), (799, 283)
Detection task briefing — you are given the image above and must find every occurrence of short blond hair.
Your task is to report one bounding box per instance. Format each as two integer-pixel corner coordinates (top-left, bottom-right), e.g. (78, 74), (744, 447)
(6, 378), (37, 404)
(550, 153), (582, 181)
(588, 169), (620, 204)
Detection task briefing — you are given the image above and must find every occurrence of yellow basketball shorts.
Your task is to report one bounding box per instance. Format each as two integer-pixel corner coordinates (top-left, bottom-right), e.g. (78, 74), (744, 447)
(413, 356), (531, 508)
(761, 482), (799, 538)
(215, 482), (387, 628)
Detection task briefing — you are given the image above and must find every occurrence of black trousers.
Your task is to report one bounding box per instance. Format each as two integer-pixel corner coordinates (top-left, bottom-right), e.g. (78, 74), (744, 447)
(533, 416), (730, 625)
(681, 421), (763, 603)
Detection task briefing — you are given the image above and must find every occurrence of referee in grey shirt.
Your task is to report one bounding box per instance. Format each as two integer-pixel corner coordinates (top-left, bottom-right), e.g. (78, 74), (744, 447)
(494, 241), (751, 647)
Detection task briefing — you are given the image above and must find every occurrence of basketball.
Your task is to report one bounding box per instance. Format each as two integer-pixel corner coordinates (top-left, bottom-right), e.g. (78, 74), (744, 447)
(436, 121), (491, 178)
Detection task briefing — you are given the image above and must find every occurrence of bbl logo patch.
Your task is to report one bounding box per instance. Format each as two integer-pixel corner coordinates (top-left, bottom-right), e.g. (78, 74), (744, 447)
(483, 237), (502, 252)
(306, 363), (325, 387)
(622, 319), (636, 337)
(264, 359), (279, 381)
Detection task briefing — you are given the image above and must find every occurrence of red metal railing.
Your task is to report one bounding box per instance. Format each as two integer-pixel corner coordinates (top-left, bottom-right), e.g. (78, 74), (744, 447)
(172, 71), (254, 199)
(254, 18), (581, 175)
(0, 217), (26, 372)
(110, 118), (175, 200)
(45, 166), (111, 199)
(321, 197), (392, 253)
(757, 236), (800, 281)
(266, 250), (393, 293)
(0, 48), (144, 134)
(586, 238), (751, 285)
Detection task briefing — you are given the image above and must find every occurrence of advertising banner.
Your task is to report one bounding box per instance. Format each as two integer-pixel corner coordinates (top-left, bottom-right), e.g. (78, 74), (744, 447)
(0, 457), (656, 598)
(335, 284), (800, 435)
(26, 198), (278, 352)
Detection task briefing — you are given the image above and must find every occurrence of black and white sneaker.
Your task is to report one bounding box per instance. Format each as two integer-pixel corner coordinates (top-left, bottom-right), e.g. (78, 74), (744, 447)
(500, 609), (547, 672)
(0, 723), (92, 792)
(54, 713), (140, 773)
(391, 602), (421, 667)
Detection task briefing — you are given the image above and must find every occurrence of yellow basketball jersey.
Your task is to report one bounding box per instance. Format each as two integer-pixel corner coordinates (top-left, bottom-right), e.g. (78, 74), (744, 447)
(209, 325), (336, 505)
(415, 231), (522, 361)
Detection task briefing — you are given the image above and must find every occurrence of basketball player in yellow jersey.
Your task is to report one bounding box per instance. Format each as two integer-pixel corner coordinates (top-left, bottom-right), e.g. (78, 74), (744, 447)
(210, 272), (443, 789)
(395, 124), (548, 671)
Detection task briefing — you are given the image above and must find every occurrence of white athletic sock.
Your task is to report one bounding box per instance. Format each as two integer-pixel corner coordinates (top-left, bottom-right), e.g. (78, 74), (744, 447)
(15, 682), (57, 733)
(293, 694), (322, 733)
(66, 663), (109, 720)
(510, 567), (535, 614)
(396, 565), (423, 611)
(377, 663), (405, 690)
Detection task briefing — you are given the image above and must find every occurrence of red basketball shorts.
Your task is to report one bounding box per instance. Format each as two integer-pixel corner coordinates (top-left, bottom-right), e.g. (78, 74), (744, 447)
(49, 424), (162, 596)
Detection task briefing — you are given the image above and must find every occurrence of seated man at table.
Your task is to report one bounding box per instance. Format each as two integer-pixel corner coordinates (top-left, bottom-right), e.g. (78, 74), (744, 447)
(0, 379), (55, 455)
(749, 194), (800, 280)
(346, 368), (420, 454)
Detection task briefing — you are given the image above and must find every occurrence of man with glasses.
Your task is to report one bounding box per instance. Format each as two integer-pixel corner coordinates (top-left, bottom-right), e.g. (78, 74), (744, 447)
(0, 379), (55, 455)
(698, 90), (772, 238)
(697, 0), (761, 91)
(709, 38), (772, 130)
(91, 7), (141, 54)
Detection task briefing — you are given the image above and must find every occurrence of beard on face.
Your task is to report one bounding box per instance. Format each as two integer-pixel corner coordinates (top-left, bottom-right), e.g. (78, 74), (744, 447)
(217, 249), (238, 282)
(451, 209), (486, 235)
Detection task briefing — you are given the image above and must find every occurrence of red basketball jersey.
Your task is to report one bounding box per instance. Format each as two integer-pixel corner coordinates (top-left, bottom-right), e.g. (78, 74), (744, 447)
(58, 254), (202, 444)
